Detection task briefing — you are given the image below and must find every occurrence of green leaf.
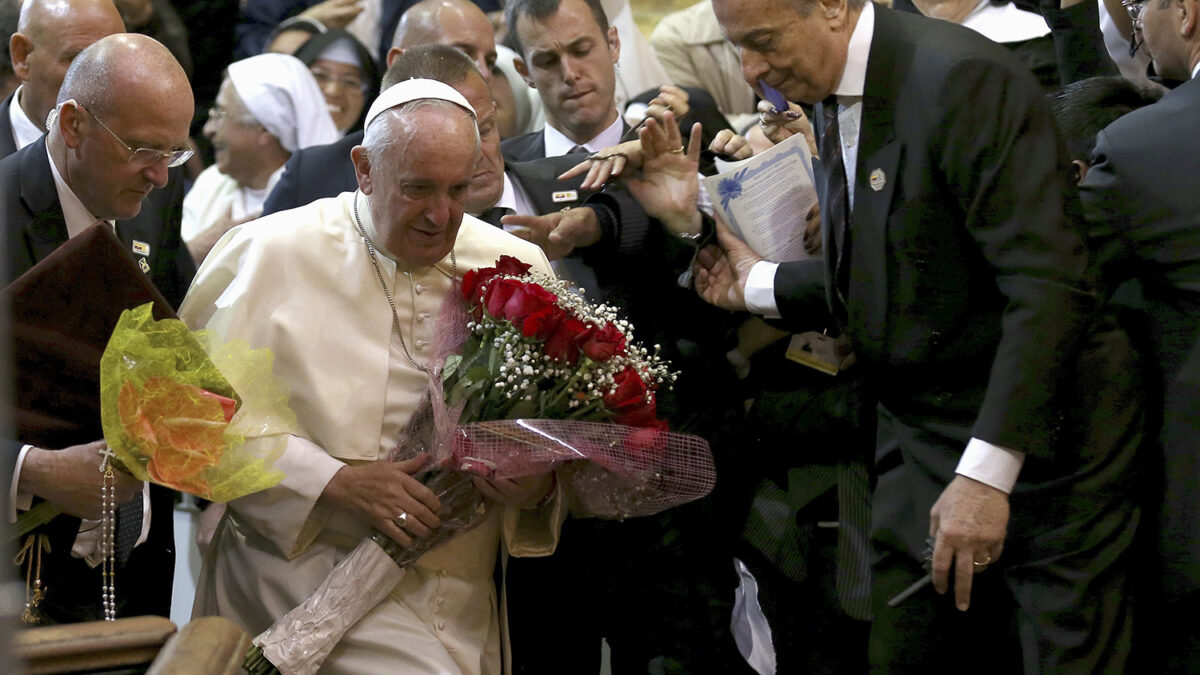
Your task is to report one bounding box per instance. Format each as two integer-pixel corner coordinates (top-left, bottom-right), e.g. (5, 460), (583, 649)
(442, 354), (462, 382)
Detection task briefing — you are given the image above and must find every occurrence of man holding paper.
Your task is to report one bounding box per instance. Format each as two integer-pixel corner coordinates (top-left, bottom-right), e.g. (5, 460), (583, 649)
(695, 0), (1138, 671)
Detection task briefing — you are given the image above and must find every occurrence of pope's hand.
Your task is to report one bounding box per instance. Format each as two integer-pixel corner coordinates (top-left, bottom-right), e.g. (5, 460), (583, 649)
(472, 472), (554, 509)
(929, 475), (1009, 611)
(693, 216), (761, 311)
(20, 441), (143, 520)
(320, 455), (443, 547)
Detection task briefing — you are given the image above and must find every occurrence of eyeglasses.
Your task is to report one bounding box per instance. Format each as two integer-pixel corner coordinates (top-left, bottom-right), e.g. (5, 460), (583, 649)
(207, 105), (261, 126)
(1122, 0), (1147, 57)
(311, 68), (367, 94)
(85, 106), (193, 168)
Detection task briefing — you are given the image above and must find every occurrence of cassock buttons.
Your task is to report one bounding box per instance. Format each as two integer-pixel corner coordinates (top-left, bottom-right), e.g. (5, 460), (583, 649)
(414, 284), (425, 295)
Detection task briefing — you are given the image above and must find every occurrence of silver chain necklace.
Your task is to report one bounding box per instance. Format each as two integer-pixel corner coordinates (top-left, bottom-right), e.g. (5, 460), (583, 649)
(352, 191), (456, 373)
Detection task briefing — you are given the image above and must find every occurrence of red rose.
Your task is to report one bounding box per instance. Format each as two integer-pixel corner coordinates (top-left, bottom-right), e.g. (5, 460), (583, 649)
(581, 321), (626, 362)
(500, 281), (557, 325)
(494, 255), (532, 276)
(604, 366), (649, 411)
(543, 316), (593, 364)
(615, 392), (659, 428)
(522, 304), (567, 340)
(484, 277), (521, 318)
(461, 266), (500, 305)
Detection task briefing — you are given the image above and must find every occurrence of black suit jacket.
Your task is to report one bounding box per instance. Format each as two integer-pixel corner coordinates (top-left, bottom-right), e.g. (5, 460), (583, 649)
(0, 90), (21, 159)
(1080, 76), (1200, 595)
(773, 8), (1110, 555)
(1, 136), (193, 623)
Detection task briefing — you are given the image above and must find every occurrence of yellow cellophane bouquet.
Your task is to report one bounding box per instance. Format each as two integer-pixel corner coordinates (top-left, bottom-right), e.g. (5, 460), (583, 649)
(99, 303), (294, 502)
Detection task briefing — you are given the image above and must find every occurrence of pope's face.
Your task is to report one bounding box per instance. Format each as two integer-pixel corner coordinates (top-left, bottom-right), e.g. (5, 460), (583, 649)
(714, 0), (853, 105)
(356, 107), (480, 268)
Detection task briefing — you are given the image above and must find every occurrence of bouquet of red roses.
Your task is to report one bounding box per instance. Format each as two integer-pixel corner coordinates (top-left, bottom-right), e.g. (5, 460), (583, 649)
(246, 256), (715, 675)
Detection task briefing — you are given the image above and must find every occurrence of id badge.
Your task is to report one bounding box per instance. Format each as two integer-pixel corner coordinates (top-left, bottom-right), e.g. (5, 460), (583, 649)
(785, 331), (851, 375)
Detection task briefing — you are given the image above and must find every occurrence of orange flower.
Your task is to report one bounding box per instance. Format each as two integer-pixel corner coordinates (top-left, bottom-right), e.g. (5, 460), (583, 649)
(117, 377), (237, 495)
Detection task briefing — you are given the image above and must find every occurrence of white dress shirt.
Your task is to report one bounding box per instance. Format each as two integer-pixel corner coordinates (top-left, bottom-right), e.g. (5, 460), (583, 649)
(542, 113), (624, 157)
(9, 86), (46, 151)
(741, 0), (1024, 493)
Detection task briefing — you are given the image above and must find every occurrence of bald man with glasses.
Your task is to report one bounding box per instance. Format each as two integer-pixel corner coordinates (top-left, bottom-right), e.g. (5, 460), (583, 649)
(0, 33), (194, 624)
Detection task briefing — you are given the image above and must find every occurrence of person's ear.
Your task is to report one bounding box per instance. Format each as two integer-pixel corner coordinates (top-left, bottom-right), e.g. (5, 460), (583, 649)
(56, 101), (84, 149)
(607, 25), (621, 64)
(351, 145), (373, 195)
(1180, 0), (1198, 38)
(9, 33), (32, 81)
(820, 0), (848, 24)
(514, 57), (536, 88)
(386, 46), (403, 69)
(1072, 159), (1090, 184)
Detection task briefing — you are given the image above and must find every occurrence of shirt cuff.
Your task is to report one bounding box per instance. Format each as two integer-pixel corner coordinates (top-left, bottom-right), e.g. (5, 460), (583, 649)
(955, 438), (1025, 494)
(744, 261), (781, 319)
(9, 444), (34, 523)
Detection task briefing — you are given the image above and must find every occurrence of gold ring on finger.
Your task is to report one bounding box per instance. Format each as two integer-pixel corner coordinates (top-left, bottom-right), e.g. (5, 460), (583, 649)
(667, 146), (685, 155)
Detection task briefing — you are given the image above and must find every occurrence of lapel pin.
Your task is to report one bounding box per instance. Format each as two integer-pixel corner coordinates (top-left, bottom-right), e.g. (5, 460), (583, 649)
(551, 190), (578, 203)
(132, 240), (151, 256)
(869, 168), (886, 192)
(138, 257), (150, 273)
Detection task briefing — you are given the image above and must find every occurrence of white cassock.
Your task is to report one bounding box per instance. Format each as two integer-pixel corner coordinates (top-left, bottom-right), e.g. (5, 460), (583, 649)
(179, 191), (566, 675)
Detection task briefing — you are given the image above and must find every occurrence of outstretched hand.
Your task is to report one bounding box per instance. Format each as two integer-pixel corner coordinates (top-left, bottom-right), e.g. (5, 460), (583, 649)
(503, 207), (602, 260)
(693, 215), (762, 311)
(626, 113), (704, 237)
(757, 99), (818, 157)
(20, 441), (144, 520)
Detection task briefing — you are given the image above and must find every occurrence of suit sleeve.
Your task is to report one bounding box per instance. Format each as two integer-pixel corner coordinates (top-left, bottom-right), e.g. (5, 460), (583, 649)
(939, 57), (1096, 456)
(772, 258), (835, 333)
(262, 148), (305, 217)
(1078, 127), (1139, 297)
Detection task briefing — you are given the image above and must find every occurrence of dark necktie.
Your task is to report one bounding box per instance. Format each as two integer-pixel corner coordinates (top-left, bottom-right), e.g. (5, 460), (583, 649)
(818, 96), (873, 620)
(567, 144), (588, 156)
(819, 95), (851, 318)
(479, 206), (514, 228)
(115, 496), (143, 564)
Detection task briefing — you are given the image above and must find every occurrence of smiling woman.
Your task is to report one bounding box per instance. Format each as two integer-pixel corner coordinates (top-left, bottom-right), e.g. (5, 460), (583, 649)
(293, 29), (381, 135)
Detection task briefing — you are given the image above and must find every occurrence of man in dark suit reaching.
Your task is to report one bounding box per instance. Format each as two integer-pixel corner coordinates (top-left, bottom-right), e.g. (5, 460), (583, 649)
(2, 33), (195, 623)
(695, 0), (1137, 671)
(1079, 1), (1200, 669)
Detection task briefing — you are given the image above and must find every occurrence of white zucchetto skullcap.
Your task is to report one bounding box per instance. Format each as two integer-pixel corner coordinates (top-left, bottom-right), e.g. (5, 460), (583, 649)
(226, 53), (340, 152)
(362, 78), (475, 132)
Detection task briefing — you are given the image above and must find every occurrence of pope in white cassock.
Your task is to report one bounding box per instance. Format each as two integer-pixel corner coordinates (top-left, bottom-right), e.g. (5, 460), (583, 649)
(179, 79), (565, 674)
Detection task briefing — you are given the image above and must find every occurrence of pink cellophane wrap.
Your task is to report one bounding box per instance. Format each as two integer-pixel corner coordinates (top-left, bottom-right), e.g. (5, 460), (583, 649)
(249, 278), (716, 674)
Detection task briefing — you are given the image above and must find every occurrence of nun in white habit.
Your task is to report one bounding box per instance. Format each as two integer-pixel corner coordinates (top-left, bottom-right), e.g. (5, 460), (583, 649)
(182, 52), (339, 261)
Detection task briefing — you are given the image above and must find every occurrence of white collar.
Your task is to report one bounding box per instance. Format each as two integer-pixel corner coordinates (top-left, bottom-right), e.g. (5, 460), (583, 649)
(1192, 61), (1200, 79)
(836, 0), (875, 98)
(46, 140), (111, 238)
(9, 86), (45, 151)
(961, 0), (1050, 43)
(233, 165), (286, 221)
(494, 172), (520, 212)
(542, 112), (623, 156)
